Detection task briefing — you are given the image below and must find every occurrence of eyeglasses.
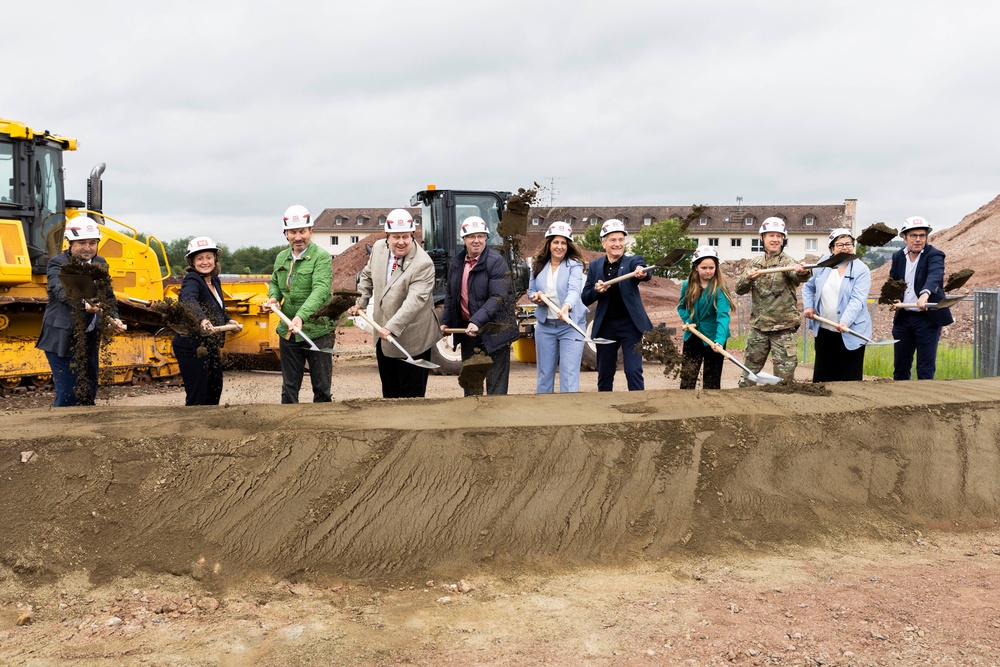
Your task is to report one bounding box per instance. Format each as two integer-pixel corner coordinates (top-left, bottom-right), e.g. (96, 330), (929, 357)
(833, 241), (854, 250)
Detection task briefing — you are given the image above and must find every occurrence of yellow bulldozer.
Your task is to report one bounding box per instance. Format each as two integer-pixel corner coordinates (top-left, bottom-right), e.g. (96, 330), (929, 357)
(0, 118), (279, 394)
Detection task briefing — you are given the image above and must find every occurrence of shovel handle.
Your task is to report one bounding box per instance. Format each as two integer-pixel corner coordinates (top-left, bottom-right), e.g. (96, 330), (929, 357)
(682, 323), (729, 359)
(755, 265), (804, 275)
(210, 323), (242, 333)
(354, 308), (399, 341)
(272, 307), (320, 348)
(600, 267), (650, 288)
(808, 314), (869, 341)
(535, 293), (589, 339)
(442, 327), (472, 335)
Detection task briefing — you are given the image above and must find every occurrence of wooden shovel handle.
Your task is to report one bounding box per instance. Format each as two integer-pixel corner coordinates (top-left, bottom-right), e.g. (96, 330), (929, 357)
(600, 267), (650, 288)
(755, 265), (800, 275)
(354, 308), (393, 339)
(210, 323), (241, 333)
(442, 327), (470, 334)
(809, 314), (867, 340)
(682, 324), (730, 360)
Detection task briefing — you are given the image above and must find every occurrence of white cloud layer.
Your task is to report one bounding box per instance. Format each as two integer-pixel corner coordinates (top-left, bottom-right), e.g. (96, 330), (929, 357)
(6, 0), (998, 247)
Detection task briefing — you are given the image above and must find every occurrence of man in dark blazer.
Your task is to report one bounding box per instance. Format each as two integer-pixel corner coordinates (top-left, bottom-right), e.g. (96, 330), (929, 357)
(582, 219), (653, 391)
(889, 216), (954, 380)
(440, 216), (519, 395)
(36, 218), (125, 406)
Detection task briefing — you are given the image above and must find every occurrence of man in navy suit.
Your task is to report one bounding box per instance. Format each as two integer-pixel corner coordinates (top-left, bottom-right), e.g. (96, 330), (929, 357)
(582, 219), (653, 391)
(889, 216), (954, 380)
(36, 218), (125, 406)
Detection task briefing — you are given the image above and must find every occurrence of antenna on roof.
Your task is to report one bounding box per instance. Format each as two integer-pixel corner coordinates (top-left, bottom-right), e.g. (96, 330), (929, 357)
(542, 177), (561, 206)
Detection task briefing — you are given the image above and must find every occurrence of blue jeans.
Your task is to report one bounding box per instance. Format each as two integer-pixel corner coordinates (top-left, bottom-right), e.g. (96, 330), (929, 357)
(595, 316), (645, 391)
(45, 342), (99, 407)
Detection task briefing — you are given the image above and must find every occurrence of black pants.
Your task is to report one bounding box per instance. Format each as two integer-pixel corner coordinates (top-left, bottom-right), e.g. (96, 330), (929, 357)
(376, 339), (431, 398)
(279, 333), (334, 403)
(892, 310), (942, 380)
(176, 344), (224, 405)
(595, 316), (645, 391)
(812, 327), (865, 382)
(456, 332), (511, 396)
(680, 335), (725, 390)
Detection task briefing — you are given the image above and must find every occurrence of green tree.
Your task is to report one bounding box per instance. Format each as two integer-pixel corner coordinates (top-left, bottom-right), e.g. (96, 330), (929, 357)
(578, 224), (603, 252)
(630, 217), (698, 279)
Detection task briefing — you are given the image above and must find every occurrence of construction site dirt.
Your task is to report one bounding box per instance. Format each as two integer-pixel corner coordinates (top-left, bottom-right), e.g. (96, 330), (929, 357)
(3, 336), (1000, 665)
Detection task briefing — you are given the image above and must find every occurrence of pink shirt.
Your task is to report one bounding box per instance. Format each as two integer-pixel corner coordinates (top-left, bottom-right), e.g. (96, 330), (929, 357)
(460, 254), (479, 321)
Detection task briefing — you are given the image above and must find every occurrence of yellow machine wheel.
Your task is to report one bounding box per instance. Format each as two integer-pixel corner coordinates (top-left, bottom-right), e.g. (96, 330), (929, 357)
(1, 377), (21, 389)
(30, 374), (52, 387)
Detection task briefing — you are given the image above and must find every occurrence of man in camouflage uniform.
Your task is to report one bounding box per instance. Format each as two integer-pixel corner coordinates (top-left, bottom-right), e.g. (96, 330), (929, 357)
(734, 217), (810, 386)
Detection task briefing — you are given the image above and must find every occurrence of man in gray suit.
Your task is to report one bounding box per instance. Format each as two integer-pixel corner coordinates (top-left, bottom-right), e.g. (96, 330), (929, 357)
(349, 209), (439, 398)
(36, 218), (125, 406)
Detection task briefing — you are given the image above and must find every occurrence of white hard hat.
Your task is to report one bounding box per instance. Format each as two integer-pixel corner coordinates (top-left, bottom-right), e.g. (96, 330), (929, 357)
(828, 228), (854, 247)
(283, 204), (312, 230)
(65, 218), (101, 241)
(460, 215), (488, 238)
(900, 216), (931, 236)
(759, 217), (787, 237)
(691, 245), (719, 265)
(600, 219), (627, 238)
(186, 236), (219, 259)
(545, 221), (573, 239)
(385, 208), (416, 233)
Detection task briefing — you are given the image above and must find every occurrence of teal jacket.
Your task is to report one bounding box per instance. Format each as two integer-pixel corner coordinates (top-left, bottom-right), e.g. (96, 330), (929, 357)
(268, 242), (334, 341)
(677, 281), (731, 346)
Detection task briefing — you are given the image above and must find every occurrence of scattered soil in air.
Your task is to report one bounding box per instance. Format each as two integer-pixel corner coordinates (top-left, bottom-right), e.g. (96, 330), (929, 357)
(60, 257), (117, 402)
(151, 297), (203, 334)
(878, 278), (908, 304)
(312, 290), (360, 322)
(944, 268), (974, 293)
(856, 222), (898, 247)
(639, 327), (683, 378)
(758, 380), (832, 396)
(458, 352), (493, 395)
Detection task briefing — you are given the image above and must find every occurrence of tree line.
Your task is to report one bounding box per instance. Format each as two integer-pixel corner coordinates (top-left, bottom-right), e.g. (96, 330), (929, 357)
(140, 236), (286, 277)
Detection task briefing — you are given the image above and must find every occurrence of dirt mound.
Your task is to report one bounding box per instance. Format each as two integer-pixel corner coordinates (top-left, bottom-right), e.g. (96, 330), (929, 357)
(3, 378), (999, 584)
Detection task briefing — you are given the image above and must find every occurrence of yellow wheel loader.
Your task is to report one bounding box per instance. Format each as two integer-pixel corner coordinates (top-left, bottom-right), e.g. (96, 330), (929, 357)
(0, 118), (279, 393)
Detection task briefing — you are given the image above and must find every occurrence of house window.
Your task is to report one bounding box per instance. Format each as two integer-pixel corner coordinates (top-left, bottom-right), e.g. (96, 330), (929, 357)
(330, 236), (339, 246)
(335, 218), (343, 226)
(350, 236), (359, 243)
(356, 217), (364, 225)
(804, 215), (815, 226)
(708, 238), (719, 247)
(643, 216), (653, 226)
(744, 216), (755, 226)
(805, 239), (817, 251)
(751, 238), (764, 253)
(731, 238), (742, 247)
(699, 217), (709, 226)
(532, 216), (541, 226)
(378, 216), (386, 227)
(414, 216), (421, 226)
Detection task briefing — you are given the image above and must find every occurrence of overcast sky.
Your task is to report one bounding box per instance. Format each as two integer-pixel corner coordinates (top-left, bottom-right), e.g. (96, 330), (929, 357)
(6, 1), (998, 249)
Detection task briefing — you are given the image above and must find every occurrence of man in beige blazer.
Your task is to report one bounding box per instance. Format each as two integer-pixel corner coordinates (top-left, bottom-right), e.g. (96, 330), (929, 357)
(349, 209), (439, 397)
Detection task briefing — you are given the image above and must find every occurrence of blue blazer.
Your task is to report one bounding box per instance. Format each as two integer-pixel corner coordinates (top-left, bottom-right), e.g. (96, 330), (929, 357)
(37, 251), (119, 358)
(802, 257), (872, 351)
(528, 258), (586, 328)
(582, 254), (653, 334)
(888, 244), (954, 327)
(172, 271), (230, 352)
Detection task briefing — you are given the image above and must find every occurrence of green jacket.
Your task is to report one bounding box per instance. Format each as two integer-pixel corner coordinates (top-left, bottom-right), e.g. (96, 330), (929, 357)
(734, 251), (810, 332)
(268, 242), (334, 341)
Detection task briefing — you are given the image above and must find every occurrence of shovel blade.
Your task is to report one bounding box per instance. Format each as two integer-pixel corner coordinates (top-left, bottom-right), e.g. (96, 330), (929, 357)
(58, 273), (98, 299)
(748, 371), (782, 385)
(864, 339), (898, 346)
(811, 252), (857, 269)
(406, 358), (440, 369)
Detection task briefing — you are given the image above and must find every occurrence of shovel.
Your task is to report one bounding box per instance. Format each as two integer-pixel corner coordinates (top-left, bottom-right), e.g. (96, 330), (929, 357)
(441, 322), (504, 337)
(892, 295), (967, 310)
(535, 293), (614, 344)
(809, 314), (897, 346)
(598, 248), (694, 287)
(754, 252), (857, 275)
(683, 323), (781, 385)
(272, 308), (342, 354)
(354, 309), (439, 369)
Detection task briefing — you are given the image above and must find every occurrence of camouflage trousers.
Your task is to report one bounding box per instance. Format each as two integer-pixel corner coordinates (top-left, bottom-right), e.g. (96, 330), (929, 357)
(739, 327), (798, 387)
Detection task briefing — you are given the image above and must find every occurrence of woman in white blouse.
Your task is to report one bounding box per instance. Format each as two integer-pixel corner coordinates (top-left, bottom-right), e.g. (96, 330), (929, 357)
(802, 228), (872, 382)
(528, 221), (587, 393)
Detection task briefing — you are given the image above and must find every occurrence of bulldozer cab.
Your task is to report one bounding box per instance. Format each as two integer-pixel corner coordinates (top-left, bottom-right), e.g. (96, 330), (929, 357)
(410, 187), (528, 300)
(0, 119), (76, 276)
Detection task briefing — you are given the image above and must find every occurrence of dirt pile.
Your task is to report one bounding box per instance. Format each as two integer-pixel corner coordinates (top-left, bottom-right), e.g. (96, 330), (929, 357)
(3, 378), (999, 583)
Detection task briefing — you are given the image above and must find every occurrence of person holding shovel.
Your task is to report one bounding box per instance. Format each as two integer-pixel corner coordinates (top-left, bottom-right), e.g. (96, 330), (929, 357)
(888, 216), (953, 380)
(528, 221), (587, 393)
(677, 246), (732, 390)
(36, 218), (126, 407)
(261, 205), (335, 403)
(173, 237), (243, 405)
(349, 209), (439, 398)
(440, 216), (518, 396)
(581, 219), (653, 391)
(735, 217), (810, 386)
(802, 228), (872, 382)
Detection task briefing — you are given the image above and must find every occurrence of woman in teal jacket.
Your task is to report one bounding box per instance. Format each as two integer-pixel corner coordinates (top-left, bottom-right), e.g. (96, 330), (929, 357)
(677, 246), (732, 389)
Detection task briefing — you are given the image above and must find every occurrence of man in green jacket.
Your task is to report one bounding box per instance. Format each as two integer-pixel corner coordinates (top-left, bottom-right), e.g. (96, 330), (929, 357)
(262, 204), (335, 403)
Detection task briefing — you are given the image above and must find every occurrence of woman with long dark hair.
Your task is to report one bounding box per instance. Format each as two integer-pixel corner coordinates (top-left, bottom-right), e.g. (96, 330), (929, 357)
(527, 221), (587, 393)
(678, 246), (732, 389)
